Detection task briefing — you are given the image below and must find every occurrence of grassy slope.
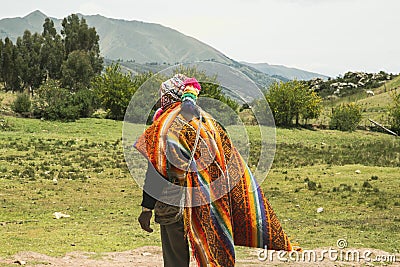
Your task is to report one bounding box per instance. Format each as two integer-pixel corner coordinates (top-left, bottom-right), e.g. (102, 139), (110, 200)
(315, 75), (400, 126)
(0, 117), (399, 260)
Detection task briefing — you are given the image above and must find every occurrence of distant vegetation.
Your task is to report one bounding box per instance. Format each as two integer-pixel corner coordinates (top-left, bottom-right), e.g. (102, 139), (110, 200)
(0, 14), (103, 121)
(0, 14), (102, 94)
(261, 80), (322, 127)
(0, 14), (239, 122)
(307, 71), (396, 98)
(329, 102), (362, 132)
(1, 13), (400, 135)
(389, 89), (400, 133)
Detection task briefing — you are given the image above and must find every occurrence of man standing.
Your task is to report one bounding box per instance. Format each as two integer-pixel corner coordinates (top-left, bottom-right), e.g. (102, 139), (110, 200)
(135, 74), (293, 266)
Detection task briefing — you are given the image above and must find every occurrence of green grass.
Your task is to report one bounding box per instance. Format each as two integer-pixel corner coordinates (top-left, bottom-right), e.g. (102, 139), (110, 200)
(0, 116), (399, 261)
(0, 117), (156, 257)
(264, 164), (399, 251)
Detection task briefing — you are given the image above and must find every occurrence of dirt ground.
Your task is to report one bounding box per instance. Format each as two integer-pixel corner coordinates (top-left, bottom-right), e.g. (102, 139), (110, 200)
(0, 246), (399, 267)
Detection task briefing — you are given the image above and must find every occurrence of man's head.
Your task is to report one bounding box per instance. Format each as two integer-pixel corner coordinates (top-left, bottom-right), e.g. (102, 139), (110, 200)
(153, 74), (202, 121)
(159, 73), (187, 110)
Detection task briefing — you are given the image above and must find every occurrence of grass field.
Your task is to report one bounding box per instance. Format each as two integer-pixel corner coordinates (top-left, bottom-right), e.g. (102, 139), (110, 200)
(1, 116), (399, 262)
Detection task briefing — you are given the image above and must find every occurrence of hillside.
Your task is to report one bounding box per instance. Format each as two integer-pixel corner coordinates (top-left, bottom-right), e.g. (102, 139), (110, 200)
(0, 10), (48, 41)
(313, 75), (400, 127)
(242, 61), (329, 81)
(0, 10), (232, 65)
(0, 11), (280, 88)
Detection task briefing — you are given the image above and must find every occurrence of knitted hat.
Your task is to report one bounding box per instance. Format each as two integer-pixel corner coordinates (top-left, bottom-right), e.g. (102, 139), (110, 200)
(153, 75), (201, 122)
(160, 74), (187, 110)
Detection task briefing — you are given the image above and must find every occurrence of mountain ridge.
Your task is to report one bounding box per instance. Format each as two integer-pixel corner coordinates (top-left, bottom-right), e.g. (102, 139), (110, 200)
(241, 61), (329, 81)
(0, 10), (327, 83)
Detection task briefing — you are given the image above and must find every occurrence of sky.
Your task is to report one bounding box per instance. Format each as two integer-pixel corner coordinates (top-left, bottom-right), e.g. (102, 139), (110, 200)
(0, 0), (399, 77)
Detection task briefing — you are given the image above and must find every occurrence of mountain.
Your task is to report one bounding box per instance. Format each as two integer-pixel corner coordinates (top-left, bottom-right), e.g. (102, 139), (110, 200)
(1, 10), (320, 90)
(0, 10), (50, 41)
(241, 62), (329, 81)
(0, 10), (233, 65)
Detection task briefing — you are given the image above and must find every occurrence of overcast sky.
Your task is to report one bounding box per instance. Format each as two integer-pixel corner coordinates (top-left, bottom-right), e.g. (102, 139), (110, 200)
(0, 0), (399, 77)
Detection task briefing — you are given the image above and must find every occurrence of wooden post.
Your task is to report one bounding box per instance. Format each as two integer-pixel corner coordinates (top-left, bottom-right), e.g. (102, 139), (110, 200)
(368, 118), (398, 137)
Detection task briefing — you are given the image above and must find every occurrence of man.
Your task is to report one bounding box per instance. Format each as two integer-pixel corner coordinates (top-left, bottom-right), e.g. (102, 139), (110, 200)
(135, 74), (293, 267)
(137, 73), (191, 267)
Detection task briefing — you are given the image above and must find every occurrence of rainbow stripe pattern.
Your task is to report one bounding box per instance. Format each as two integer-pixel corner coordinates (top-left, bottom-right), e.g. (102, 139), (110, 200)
(134, 102), (293, 266)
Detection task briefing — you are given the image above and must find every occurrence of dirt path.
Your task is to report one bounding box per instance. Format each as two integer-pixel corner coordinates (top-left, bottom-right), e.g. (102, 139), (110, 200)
(0, 246), (399, 266)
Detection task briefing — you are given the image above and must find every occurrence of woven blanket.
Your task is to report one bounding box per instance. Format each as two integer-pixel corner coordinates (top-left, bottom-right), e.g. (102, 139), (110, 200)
(134, 102), (292, 266)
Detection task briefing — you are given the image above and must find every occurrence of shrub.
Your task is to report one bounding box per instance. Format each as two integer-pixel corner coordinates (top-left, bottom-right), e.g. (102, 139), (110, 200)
(11, 93), (31, 115)
(92, 64), (143, 120)
(389, 90), (400, 134)
(32, 79), (98, 121)
(329, 102), (362, 132)
(72, 88), (98, 118)
(33, 79), (80, 121)
(0, 116), (13, 131)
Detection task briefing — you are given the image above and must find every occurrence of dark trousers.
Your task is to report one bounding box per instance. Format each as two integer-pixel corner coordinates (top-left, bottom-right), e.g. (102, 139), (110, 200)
(160, 220), (190, 267)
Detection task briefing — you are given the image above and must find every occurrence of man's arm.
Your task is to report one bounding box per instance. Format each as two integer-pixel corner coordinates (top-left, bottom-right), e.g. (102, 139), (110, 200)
(138, 161), (166, 232)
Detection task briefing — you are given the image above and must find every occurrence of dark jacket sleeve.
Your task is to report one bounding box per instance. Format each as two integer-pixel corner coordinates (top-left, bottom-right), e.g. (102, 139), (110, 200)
(141, 162), (165, 209)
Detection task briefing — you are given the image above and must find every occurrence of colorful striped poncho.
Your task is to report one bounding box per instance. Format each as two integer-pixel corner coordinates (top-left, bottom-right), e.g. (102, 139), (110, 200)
(134, 102), (293, 266)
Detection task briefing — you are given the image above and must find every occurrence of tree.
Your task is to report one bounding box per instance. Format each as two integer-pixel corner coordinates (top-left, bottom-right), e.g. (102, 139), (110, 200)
(265, 80), (322, 127)
(32, 79), (80, 121)
(60, 14), (103, 90)
(15, 30), (45, 94)
(92, 63), (143, 120)
(11, 93), (31, 115)
(389, 90), (400, 134)
(302, 91), (323, 123)
(61, 14), (103, 73)
(1, 37), (19, 92)
(41, 18), (64, 80)
(61, 50), (95, 91)
(42, 17), (57, 37)
(0, 39), (3, 83)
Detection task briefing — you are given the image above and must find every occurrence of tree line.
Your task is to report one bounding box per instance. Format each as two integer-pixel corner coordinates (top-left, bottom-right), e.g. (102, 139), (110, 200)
(2, 14), (239, 122)
(0, 14), (102, 94)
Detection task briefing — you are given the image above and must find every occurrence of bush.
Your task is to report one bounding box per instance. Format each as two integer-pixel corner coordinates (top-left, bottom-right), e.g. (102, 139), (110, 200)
(329, 102), (362, 132)
(0, 116), (13, 131)
(11, 93), (31, 115)
(389, 90), (400, 134)
(32, 79), (98, 121)
(33, 80), (81, 121)
(72, 88), (98, 118)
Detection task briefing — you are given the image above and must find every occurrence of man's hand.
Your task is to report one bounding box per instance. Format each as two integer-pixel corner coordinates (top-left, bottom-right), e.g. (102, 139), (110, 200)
(138, 210), (153, 233)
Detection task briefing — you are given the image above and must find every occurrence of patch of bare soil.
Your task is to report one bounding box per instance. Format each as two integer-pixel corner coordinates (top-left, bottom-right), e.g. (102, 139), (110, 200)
(0, 247), (398, 267)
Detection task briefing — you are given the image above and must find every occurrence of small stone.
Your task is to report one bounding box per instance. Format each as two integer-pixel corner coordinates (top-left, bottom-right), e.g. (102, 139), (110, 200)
(317, 207), (324, 213)
(355, 170), (361, 174)
(53, 212), (70, 219)
(14, 260), (27, 265)
(141, 252), (152, 256)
